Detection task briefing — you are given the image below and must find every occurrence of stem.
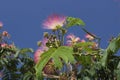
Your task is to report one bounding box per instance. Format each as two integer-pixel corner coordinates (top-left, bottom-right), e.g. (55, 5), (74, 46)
(97, 38), (101, 48)
(61, 34), (64, 46)
(57, 30), (61, 42)
(52, 30), (56, 35)
(57, 30), (61, 47)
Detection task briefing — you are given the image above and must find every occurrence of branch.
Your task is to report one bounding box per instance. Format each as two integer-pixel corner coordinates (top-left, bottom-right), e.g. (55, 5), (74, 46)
(42, 72), (60, 79)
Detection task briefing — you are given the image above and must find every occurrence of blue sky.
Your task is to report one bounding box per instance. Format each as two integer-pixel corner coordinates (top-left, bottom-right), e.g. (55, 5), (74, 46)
(0, 0), (120, 51)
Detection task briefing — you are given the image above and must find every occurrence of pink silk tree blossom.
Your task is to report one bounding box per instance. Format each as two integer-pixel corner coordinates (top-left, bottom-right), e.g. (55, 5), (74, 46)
(43, 14), (66, 30)
(67, 34), (80, 46)
(34, 38), (49, 63)
(85, 34), (94, 40)
(34, 49), (44, 63)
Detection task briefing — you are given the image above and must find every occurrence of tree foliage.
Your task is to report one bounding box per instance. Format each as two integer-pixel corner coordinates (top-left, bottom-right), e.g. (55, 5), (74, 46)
(0, 15), (120, 80)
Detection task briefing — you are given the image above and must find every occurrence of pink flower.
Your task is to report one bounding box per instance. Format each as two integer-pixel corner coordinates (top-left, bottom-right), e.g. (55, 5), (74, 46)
(43, 14), (66, 30)
(67, 34), (80, 46)
(34, 49), (44, 63)
(34, 38), (49, 63)
(40, 38), (49, 51)
(41, 38), (48, 47)
(0, 22), (3, 28)
(1, 43), (8, 48)
(81, 39), (86, 42)
(85, 34), (94, 40)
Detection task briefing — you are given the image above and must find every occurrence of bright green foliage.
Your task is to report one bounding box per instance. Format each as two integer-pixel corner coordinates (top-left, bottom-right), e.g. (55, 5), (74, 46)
(72, 35), (120, 79)
(66, 17), (85, 28)
(73, 42), (99, 65)
(101, 35), (120, 67)
(107, 35), (120, 53)
(100, 50), (108, 67)
(35, 46), (75, 79)
(74, 42), (98, 54)
(97, 35), (120, 79)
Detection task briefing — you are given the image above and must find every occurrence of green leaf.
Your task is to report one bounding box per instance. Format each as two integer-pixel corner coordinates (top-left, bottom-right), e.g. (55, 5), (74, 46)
(35, 46), (75, 79)
(14, 50), (20, 58)
(66, 17), (85, 28)
(107, 35), (120, 53)
(100, 50), (108, 67)
(116, 70), (120, 80)
(116, 61), (120, 79)
(74, 42), (98, 54)
(74, 54), (92, 66)
(20, 48), (34, 54)
(23, 72), (32, 80)
(75, 42), (94, 47)
(117, 61), (120, 69)
(83, 77), (90, 80)
(85, 68), (95, 77)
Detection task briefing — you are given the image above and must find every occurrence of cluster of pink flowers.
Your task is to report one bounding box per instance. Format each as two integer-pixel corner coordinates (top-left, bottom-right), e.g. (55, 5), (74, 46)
(0, 22), (10, 38)
(0, 43), (15, 49)
(66, 34), (93, 46)
(66, 33), (98, 48)
(0, 22), (14, 50)
(43, 14), (66, 30)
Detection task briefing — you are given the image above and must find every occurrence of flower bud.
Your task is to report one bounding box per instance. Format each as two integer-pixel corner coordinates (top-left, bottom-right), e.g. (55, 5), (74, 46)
(37, 41), (42, 47)
(2, 31), (9, 37)
(43, 32), (49, 38)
